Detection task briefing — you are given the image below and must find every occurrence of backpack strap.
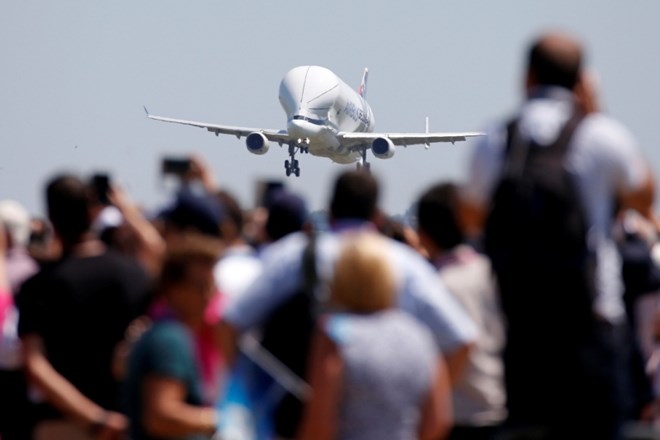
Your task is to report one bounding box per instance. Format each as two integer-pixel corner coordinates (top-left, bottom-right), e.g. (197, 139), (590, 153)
(552, 110), (586, 156)
(504, 109), (586, 175)
(302, 232), (317, 299)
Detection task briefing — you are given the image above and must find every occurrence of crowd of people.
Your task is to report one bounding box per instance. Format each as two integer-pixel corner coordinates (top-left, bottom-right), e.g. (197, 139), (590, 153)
(1, 30), (660, 440)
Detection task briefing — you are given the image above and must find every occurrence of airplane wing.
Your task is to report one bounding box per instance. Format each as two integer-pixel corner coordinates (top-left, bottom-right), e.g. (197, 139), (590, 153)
(144, 107), (291, 144)
(338, 131), (484, 148)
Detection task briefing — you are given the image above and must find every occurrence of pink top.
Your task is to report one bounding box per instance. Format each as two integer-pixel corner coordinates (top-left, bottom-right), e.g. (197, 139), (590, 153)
(148, 291), (225, 404)
(0, 291), (12, 331)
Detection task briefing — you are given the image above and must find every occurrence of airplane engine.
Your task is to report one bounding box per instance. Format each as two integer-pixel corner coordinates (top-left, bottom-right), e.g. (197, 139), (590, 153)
(246, 132), (270, 155)
(371, 137), (396, 159)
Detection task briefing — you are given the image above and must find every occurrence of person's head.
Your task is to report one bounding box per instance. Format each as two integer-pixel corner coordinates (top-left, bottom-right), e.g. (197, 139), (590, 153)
(46, 174), (94, 243)
(157, 234), (222, 327)
(377, 215), (424, 252)
(215, 190), (244, 243)
(329, 170), (379, 223)
(526, 31), (583, 93)
(0, 200), (32, 250)
(330, 232), (396, 313)
(158, 189), (224, 242)
(416, 182), (464, 256)
(265, 189), (308, 242)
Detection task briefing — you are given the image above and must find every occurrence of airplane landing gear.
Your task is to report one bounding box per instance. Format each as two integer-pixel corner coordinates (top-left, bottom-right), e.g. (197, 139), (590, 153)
(356, 146), (371, 173)
(285, 144), (301, 177)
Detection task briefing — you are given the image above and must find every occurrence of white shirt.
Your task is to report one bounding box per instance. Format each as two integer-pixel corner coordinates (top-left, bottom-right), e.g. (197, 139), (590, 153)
(214, 245), (262, 307)
(463, 86), (650, 323)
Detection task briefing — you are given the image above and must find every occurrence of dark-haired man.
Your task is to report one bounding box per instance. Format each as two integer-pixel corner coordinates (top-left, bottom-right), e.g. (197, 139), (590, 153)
(16, 174), (150, 440)
(417, 182), (506, 440)
(461, 31), (656, 439)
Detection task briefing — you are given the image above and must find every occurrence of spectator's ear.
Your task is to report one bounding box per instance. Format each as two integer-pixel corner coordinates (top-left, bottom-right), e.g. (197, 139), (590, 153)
(574, 70), (600, 114)
(219, 220), (235, 241)
(416, 229), (436, 259)
(525, 69), (537, 95)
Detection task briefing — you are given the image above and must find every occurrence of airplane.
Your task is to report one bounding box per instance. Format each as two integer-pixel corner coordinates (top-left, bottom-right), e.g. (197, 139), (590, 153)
(145, 65), (483, 177)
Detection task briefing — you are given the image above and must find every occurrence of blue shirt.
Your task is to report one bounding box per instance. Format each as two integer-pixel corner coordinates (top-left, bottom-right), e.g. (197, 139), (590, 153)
(223, 225), (478, 353)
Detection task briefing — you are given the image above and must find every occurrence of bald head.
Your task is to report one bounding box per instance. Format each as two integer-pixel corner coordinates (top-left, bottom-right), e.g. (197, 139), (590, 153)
(527, 32), (583, 90)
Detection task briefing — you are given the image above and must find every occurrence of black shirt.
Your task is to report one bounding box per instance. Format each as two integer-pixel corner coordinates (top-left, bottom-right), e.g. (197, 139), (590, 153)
(17, 250), (150, 413)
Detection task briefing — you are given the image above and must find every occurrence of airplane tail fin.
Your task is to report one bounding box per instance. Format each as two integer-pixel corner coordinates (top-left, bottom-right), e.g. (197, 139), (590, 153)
(358, 68), (368, 99)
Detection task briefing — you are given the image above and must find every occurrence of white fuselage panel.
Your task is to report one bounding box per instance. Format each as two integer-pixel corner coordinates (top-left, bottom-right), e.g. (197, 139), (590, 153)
(279, 66), (375, 164)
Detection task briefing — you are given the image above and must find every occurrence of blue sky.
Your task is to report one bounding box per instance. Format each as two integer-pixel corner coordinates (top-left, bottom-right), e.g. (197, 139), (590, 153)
(2, 1), (659, 216)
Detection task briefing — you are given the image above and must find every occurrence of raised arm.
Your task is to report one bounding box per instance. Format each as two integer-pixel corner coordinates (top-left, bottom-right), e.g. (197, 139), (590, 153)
(109, 185), (166, 277)
(142, 376), (218, 438)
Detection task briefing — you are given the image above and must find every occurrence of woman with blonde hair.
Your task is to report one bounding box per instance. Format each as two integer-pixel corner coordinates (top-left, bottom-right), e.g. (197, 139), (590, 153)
(298, 231), (453, 440)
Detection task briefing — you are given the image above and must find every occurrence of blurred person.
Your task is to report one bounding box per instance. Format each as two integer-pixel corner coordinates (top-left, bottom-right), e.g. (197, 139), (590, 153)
(0, 200), (39, 293)
(298, 232), (452, 440)
(16, 174), (151, 440)
(377, 214), (425, 254)
(124, 234), (222, 440)
(219, 170), (477, 438)
(461, 31), (656, 439)
(0, 226), (10, 308)
(0, 223), (10, 332)
(417, 183), (506, 440)
(0, 211), (36, 440)
(91, 184), (166, 278)
(262, 188), (310, 244)
(212, 190), (262, 306)
(158, 189), (223, 241)
(614, 211), (660, 422)
(150, 188), (226, 404)
(27, 217), (60, 265)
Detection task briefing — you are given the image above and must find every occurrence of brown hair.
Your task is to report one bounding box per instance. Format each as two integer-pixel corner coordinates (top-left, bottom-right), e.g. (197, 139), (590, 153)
(330, 232), (395, 313)
(528, 31), (583, 90)
(158, 233), (222, 292)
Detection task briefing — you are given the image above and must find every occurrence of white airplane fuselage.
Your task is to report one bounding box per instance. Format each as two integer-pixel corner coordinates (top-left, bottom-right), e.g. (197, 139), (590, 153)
(279, 66), (374, 164)
(145, 65), (483, 177)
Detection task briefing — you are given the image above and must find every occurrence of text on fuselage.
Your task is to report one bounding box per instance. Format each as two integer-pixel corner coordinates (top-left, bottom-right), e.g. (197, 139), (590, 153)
(343, 101), (370, 126)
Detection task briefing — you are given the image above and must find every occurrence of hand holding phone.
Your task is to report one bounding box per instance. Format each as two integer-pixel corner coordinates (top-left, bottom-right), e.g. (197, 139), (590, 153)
(92, 173), (111, 205)
(162, 157), (192, 176)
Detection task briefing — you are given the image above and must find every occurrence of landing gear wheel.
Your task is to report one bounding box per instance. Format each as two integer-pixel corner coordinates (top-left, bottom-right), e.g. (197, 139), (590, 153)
(285, 143), (304, 177)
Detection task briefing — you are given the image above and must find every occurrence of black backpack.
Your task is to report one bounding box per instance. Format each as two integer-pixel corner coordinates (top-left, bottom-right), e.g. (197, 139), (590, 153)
(484, 110), (597, 336)
(258, 233), (319, 438)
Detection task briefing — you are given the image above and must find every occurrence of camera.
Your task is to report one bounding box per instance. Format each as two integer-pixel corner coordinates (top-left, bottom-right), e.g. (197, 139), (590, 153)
(161, 157), (192, 176)
(91, 173), (111, 205)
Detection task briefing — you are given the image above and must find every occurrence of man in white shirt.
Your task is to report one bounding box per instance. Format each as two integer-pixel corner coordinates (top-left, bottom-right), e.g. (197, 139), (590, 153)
(461, 31), (656, 440)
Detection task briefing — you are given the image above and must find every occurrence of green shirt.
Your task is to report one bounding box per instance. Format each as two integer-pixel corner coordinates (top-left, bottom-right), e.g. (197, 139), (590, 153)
(124, 320), (207, 440)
